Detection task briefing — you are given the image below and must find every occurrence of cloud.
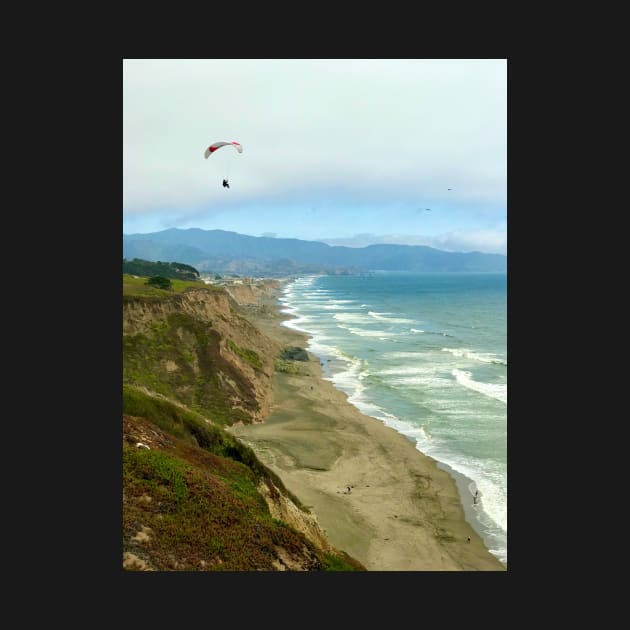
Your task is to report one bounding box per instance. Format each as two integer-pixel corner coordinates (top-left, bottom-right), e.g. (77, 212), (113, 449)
(123, 59), (506, 254)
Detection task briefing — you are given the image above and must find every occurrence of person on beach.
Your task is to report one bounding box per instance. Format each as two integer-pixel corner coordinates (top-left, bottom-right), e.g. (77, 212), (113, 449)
(473, 490), (479, 505)
(346, 485), (351, 494)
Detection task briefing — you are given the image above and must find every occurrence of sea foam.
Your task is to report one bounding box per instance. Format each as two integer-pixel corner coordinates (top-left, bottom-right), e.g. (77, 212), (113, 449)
(452, 369), (507, 404)
(442, 347), (507, 366)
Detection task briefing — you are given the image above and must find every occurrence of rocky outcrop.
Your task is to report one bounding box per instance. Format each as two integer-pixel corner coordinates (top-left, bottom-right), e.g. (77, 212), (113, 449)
(257, 478), (334, 554)
(223, 281), (282, 306)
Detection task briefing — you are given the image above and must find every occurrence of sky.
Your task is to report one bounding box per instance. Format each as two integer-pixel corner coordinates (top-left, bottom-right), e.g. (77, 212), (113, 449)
(123, 59), (507, 255)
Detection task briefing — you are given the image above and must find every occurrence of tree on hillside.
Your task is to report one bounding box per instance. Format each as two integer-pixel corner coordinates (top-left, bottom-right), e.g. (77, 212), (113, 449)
(171, 262), (200, 278)
(146, 276), (172, 290)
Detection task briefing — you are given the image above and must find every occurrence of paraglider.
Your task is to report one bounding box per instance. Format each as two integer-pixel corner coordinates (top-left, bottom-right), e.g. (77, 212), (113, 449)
(204, 141), (243, 188)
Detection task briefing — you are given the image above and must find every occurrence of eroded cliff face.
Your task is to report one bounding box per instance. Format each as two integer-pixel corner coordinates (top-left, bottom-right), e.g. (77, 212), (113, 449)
(123, 287), (281, 424)
(256, 478), (334, 554)
(122, 283), (359, 569)
(223, 280), (282, 306)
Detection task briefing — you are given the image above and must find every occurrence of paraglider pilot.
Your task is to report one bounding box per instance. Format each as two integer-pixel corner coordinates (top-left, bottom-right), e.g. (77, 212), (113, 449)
(222, 179), (230, 189)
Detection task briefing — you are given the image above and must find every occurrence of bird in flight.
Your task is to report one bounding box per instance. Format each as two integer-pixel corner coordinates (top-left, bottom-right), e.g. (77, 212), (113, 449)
(447, 188), (453, 191)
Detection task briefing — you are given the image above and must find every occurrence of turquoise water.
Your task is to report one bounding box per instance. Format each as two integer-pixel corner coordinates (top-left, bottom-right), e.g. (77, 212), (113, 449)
(280, 272), (507, 566)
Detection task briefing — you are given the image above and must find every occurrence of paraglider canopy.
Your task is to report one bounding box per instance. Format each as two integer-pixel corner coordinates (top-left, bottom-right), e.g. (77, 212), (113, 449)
(204, 141), (243, 159)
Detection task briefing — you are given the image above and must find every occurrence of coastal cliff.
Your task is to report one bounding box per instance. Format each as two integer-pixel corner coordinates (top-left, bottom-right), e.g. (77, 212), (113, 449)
(122, 276), (363, 571)
(123, 285), (281, 425)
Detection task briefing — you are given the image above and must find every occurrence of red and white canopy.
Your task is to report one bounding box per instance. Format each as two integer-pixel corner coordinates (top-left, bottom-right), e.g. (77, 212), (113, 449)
(204, 141), (243, 159)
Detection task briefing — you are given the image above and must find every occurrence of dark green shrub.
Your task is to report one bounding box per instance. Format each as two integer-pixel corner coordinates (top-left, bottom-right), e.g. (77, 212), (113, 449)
(147, 276), (172, 290)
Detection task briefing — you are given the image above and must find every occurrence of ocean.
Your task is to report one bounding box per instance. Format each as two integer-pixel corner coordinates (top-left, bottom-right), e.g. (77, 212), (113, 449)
(279, 271), (507, 567)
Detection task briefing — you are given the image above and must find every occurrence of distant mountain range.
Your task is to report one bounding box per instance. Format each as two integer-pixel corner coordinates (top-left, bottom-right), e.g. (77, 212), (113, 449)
(123, 228), (507, 276)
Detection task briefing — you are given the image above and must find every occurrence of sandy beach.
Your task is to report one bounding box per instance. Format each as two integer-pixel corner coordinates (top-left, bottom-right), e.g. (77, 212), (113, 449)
(229, 290), (506, 571)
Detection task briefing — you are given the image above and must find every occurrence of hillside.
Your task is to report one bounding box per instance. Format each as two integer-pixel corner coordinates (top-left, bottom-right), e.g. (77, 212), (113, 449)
(123, 228), (507, 275)
(122, 274), (365, 571)
(122, 258), (200, 281)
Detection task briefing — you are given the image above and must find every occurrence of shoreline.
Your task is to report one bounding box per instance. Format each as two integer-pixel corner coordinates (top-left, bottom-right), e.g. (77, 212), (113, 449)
(231, 285), (506, 571)
(434, 460), (505, 566)
(304, 332), (502, 554)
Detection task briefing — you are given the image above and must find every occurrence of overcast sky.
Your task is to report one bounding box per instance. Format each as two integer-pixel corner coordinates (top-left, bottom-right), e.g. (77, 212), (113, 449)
(123, 59), (507, 254)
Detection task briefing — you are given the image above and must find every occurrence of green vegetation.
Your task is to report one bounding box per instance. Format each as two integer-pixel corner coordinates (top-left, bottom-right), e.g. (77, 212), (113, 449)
(123, 311), (256, 425)
(123, 391), (365, 570)
(123, 385), (302, 506)
(320, 552), (364, 571)
(124, 384), (272, 474)
(123, 258), (200, 280)
(275, 347), (309, 373)
(123, 418), (364, 571)
(128, 450), (189, 502)
(274, 359), (306, 375)
(227, 339), (263, 370)
(147, 276), (172, 290)
(123, 273), (211, 298)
